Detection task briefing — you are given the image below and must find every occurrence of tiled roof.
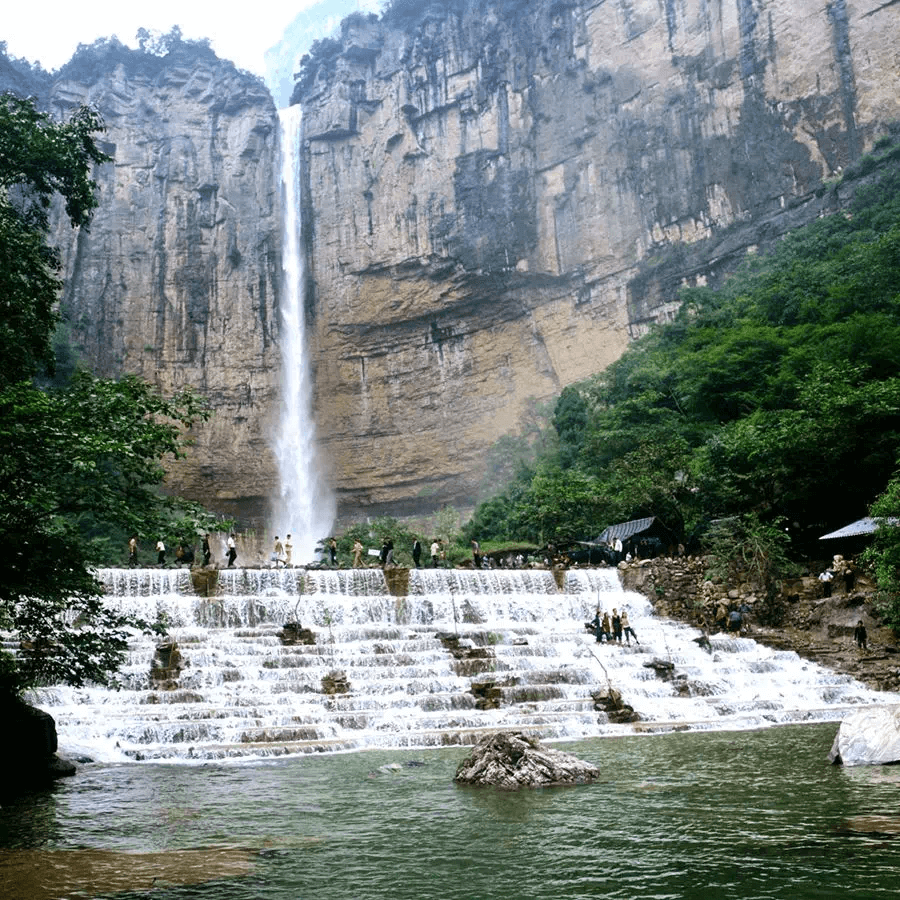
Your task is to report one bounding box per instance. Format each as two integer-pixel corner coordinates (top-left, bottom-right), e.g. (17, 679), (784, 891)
(595, 516), (658, 544)
(819, 517), (899, 540)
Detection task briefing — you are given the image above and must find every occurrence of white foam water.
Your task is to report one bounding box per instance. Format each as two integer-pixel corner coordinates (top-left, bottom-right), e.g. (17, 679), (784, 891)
(273, 106), (335, 565)
(27, 567), (899, 762)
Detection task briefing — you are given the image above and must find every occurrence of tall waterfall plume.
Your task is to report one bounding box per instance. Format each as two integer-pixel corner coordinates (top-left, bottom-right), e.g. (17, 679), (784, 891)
(274, 106), (335, 563)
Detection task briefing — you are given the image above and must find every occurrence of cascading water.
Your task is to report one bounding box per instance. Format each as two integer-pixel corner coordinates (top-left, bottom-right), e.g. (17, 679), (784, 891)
(273, 106), (335, 564)
(31, 567), (899, 763)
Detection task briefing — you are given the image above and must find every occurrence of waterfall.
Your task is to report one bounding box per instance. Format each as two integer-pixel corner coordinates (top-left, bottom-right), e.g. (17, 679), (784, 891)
(273, 106), (335, 564)
(31, 568), (899, 763)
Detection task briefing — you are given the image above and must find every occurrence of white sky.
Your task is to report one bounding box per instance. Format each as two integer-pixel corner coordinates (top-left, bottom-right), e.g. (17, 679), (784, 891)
(4, 0), (338, 76)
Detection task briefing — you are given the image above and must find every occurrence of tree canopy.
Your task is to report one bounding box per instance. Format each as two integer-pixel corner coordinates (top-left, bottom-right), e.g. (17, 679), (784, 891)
(0, 93), (224, 695)
(0, 94), (109, 386)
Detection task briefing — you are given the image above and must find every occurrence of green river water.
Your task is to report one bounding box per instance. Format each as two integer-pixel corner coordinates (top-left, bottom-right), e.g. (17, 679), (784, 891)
(2, 723), (899, 899)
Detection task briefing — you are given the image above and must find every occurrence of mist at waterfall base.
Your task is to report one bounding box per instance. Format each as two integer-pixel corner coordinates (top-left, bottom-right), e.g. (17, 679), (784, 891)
(273, 106), (335, 564)
(7, 567), (900, 898)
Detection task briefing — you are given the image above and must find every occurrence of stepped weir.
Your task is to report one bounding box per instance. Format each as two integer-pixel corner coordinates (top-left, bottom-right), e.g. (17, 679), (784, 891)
(30, 567), (898, 762)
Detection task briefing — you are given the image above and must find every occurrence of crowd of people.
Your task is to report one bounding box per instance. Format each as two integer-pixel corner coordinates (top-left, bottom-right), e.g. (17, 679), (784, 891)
(127, 534), (237, 569)
(267, 535), (453, 570)
(127, 531), (665, 572)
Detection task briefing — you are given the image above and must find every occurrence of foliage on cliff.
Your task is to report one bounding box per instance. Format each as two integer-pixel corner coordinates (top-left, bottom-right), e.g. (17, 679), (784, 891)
(863, 481), (900, 630)
(0, 42), (51, 91)
(0, 96), (109, 381)
(466, 136), (900, 553)
(0, 94), (223, 694)
(55, 28), (266, 90)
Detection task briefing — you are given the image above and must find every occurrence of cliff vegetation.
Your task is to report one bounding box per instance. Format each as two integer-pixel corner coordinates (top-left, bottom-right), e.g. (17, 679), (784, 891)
(463, 140), (900, 616)
(292, 0), (900, 520)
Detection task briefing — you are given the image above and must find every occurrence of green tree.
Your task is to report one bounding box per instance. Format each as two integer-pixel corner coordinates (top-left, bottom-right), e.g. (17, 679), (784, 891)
(337, 517), (420, 567)
(0, 95), (223, 695)
(465, 136), (900, 551)
(704, 514), (794, 625)
(553, 385), (588, 469)
(512, 467), (604, 544)
(0, 93), (110, 385)
(862, 472), (900, 631)
(432, 506), (462, 545)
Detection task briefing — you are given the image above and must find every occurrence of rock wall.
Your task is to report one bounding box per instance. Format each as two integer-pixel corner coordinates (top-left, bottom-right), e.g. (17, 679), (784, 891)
(5, 1), (900, 526)
(38, 43), (282, 525)
(294, 0), (900, 518)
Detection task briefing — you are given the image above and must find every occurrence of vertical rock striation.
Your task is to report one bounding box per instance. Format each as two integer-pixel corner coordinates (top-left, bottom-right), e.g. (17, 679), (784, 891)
(44, 41), (282, 524)
(4, 3), (899, 525)
(293, 0), (899, 518)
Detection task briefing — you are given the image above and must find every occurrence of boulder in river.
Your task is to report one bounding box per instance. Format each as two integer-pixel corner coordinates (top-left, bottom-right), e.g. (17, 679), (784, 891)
(454, 731), (600, 789)
(0, 698), (76, 799)
(828, 706), (900, 766)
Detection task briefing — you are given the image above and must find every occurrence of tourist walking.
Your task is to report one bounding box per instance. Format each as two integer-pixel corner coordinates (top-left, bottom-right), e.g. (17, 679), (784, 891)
(176, 544), (194, 567)
(818, 568), (833, 598)
(352, 539), (363, 568)
(591, 609), (610, 643)
(854, 619), (868, 650)
(329, 538), (338, 567)
(412, 538), (422, 568)
(202, 534), (211, 567)
(380, 538), (394, 568)
(156, 539), (166, 566)
(226, 533), (237, 567)
(621, 609), (640, 645)
(715, 601), (728, 631)
(430, 540), (440, 567)
(273, 536), (285, 567)
(128, 536), (139, 567)
(284, 535), (293, 566)
(590, 608), (604, 643)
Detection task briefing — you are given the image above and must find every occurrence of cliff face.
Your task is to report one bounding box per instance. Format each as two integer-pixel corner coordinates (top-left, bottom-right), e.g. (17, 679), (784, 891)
(294, 0), (900, 518)
(6, 2), (899, 527)
(45, 43), (282, 524)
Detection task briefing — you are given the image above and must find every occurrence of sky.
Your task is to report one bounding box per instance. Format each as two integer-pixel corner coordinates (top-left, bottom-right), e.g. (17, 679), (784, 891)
(4, 0), (380, 78)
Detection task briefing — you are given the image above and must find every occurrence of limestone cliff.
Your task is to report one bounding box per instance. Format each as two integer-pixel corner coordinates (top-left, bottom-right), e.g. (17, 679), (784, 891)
(293, 0), (900, 519)
(43, 41), (281, 524)
(5, 2), (899, 527)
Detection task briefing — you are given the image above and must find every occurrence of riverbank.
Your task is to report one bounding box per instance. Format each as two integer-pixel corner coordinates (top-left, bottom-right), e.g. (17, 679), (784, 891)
(620, 556), (900, 694)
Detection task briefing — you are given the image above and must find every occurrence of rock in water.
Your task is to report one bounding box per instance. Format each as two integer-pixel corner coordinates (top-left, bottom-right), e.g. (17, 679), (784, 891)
(454, 732), (600, 789)
(829, 707), (900, 766)
(0, 699), (76, 800)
